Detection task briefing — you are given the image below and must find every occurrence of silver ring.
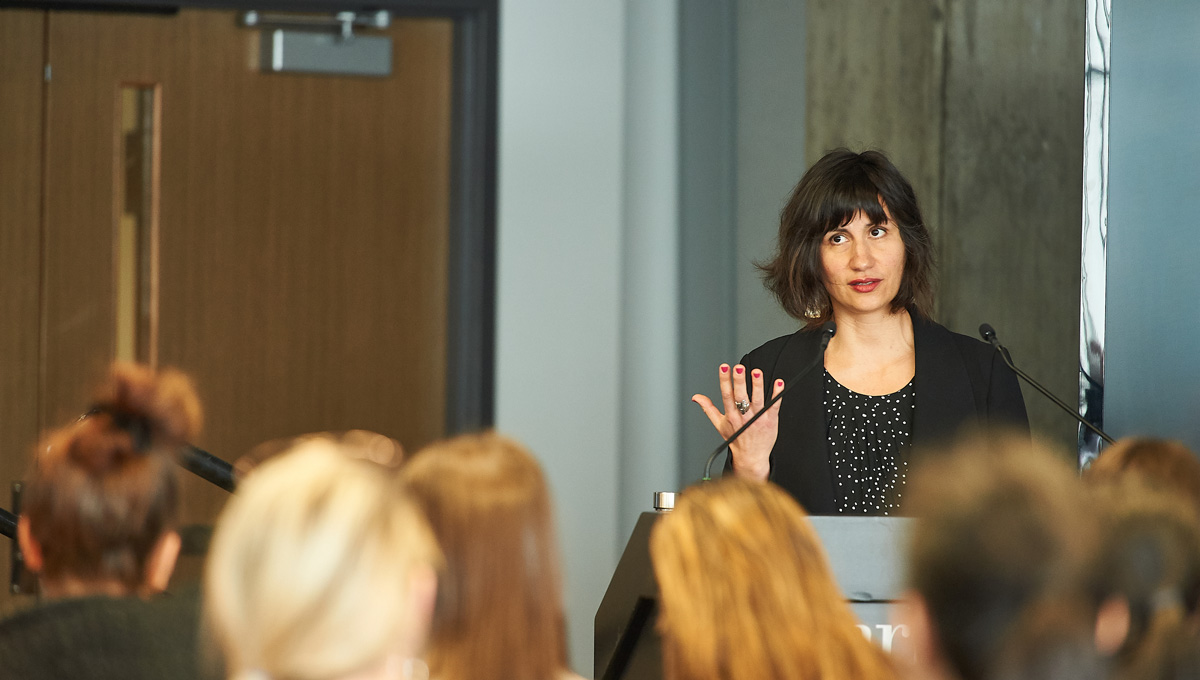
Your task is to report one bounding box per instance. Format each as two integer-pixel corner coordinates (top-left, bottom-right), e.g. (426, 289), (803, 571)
(735, 399), (751, 415)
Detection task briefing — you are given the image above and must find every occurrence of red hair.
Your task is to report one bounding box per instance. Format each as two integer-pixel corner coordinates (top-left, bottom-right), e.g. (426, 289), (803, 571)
(400, 432), (568, 680)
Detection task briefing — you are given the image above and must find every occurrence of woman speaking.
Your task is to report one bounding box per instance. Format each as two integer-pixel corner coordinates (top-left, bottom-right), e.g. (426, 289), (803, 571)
(693, 149), (1028, 515)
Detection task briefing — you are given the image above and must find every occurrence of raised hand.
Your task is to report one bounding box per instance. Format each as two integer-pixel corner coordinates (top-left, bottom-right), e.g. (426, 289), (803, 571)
(691, 363), (784, 482)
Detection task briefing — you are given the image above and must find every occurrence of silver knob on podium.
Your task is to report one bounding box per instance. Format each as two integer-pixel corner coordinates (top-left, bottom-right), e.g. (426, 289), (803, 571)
(653, 491), (676, 512)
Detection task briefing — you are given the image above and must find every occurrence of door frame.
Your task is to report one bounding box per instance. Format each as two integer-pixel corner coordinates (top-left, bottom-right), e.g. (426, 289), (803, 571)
(15, 0), (498, 435)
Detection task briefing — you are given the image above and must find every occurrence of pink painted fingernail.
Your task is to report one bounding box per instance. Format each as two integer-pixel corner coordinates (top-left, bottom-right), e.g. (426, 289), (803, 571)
(720, 365), (729, 373)
(752, 370), (762, 379)
(735, 366), (744, 375)
(776, 379), (784, 387)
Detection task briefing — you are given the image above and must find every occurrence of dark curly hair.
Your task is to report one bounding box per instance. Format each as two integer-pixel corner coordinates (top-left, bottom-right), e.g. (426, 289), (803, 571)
(758, 148), (936, 325)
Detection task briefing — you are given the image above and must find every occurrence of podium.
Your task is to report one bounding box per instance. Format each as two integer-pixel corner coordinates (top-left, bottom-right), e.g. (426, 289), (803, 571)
(594, 511), (911, 680)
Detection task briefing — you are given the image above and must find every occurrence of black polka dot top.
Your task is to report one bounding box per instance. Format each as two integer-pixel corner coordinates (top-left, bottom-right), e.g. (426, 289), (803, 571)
(824, 370), (915, 515)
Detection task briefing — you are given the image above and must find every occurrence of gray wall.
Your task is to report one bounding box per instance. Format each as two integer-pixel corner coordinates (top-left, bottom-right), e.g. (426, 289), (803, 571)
(620, 0), (681, 552)
(733, 2), (809, 353)
(678, 0), (807, 487)
(496, 2), (624, 674)
(1105, 0), (1200, 447)
(496, 1), (681, 674)
(807, 0), (1084, 452)
(679, 0), (738, 484)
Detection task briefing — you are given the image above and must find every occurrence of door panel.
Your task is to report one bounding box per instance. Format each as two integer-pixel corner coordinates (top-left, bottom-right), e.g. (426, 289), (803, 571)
(0, 9), (47, 614)
(43, 9), (453, 524)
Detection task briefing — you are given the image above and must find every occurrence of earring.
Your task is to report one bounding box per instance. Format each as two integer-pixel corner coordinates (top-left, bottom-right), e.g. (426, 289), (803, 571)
(804, 306), (821, 319)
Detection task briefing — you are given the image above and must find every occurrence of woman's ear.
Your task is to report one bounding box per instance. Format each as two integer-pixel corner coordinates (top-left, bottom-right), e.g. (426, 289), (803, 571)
(407, 566), (438, 652)
(893, 589), (949, 680)
(17, 515), (43, 573)
(145, 530), (182, 593)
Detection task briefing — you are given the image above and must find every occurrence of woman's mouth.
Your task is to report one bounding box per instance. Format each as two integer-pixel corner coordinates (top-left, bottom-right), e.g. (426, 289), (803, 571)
(849, 279), (881, 293)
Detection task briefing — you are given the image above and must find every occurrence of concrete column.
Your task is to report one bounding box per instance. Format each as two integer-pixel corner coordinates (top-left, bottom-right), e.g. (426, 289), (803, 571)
(806, 0), (946, 239)
(937, 0), (1084, 449)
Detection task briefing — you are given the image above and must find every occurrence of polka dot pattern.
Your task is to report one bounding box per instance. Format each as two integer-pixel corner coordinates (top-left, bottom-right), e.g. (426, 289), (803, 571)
(824, 370), (915, 515)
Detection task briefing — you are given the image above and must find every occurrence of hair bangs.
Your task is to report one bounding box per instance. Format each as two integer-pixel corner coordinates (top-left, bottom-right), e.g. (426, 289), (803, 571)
(818, 168), (889, 233)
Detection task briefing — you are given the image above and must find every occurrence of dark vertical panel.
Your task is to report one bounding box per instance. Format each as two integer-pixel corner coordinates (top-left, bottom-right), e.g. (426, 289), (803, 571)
(444, 0), (497, 434)
(1105, 0), (1200, 447)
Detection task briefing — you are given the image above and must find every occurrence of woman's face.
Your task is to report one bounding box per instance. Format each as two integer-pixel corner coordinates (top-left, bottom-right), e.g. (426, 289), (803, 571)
(820, 208), (906, 319)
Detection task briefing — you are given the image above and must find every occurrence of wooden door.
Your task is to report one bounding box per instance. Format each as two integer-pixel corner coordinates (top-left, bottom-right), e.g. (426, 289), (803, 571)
(37, 9), (454, 525)
(0, 10), (48, 614)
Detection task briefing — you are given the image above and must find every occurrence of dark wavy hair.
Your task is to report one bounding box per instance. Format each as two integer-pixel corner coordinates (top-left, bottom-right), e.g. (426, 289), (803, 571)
(758, 148), (936, 324)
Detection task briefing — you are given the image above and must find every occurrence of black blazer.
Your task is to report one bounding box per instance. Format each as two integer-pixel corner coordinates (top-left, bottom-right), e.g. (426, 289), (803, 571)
(735, 313), (1028, 515)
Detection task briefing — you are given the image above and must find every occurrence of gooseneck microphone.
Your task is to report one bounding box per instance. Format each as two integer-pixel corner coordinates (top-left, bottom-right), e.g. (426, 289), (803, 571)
(79, 408), (238, 492)
(703, 321), (836, 481)
(0, 447), (233, 543)
(181, 444), (238, 492)
(0, 440), (235, 543)
(979, 323), (1115, 445)
(1, 507), (15, 539)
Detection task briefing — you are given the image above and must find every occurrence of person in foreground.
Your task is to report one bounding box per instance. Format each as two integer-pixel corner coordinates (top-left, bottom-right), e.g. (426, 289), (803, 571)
(400, 432), (584, 680)
(205, 438), (440, 680)
(693, 148), (1027, 514)
(650, 477), (897, 680)
(0, 362), (205, 679)
(897, 434), (1103, 680)
(1086, 437), (1200, 518)
(1083, 444), (1200, 680)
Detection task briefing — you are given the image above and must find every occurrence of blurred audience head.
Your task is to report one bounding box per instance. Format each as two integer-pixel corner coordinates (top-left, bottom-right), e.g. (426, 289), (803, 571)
(19, 362), (202, 598)
(1087, 438), (1200, 517)
(205, 437), (439, 680)
(650, 478), (896, 680)
(399, 431), (570, 680)
(984, 598), (1109, 680)
(1086, 478), (1200, 679)
(900, 434), (1099, 680)
(236, 429), (404, 477)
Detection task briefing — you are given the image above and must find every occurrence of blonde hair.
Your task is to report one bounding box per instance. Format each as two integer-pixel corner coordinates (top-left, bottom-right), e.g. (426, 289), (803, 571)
(205, 438), (440, 680)
(399, 432), (568, 680)
(650, 478), (897, 680)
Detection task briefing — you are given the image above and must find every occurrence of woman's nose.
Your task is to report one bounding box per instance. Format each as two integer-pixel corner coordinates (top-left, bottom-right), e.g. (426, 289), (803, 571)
(849, 242), (874, 269)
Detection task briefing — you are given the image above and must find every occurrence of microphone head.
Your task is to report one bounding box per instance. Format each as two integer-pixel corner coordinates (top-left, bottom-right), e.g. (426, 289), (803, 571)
(979, 323), (997, 343)
(819, 320), (837, 349)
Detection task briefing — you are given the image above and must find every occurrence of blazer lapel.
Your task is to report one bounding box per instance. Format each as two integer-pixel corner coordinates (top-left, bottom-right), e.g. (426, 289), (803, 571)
(769, 328), (837, 513)
(912, 314), (976, 446)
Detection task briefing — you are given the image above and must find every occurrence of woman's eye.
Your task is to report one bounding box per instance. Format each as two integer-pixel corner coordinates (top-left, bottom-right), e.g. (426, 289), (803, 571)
(828, 233), (847, 244)
(870, 227), (887, 237)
